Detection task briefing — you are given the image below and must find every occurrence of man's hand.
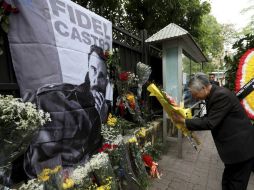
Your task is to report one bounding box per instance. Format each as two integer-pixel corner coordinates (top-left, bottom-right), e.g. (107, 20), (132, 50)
(171, 112), (185, 124)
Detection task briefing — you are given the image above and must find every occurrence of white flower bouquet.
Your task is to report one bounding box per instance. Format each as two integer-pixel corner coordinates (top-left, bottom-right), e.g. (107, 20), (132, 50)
(0, 95), (51, 167)
(136, 62), (151, 97)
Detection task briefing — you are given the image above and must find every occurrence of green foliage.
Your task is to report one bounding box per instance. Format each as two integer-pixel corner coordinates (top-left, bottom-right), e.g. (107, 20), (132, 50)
(241, 23), (254, 36)
(124, 0), (211, 36)
(142, 141), (163, 162)
(221, 23), (240, 49)
(198, 14), (224, 58)
(224, 34), (254, 90)
(182, 55), (202, 75)
(1, 17), (8, 33)
(74, 0), (224, 59)
(128, 142), (149, 189)
(75, 0), (125, 26)
(240, 1), (254, 35)
(78, 0), (228, 74)
(202, 61), (218, 74)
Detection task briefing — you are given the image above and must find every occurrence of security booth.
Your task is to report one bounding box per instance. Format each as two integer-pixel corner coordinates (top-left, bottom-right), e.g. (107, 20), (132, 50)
(146, 23), (208, 158)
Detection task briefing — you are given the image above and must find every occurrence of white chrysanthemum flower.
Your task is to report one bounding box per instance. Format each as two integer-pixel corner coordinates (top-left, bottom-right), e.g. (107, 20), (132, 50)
(18, 179), (43, 190)
(72, 164), (92, 185)
(89, 152), (109, 170)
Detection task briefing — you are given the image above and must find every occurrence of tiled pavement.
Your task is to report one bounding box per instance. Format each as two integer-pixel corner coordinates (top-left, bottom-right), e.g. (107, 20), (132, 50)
(149, 131), (254, 190)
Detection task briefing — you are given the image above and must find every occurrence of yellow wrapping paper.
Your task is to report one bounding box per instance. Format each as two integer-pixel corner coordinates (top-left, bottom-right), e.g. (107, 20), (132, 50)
(147, 83), (200, 146)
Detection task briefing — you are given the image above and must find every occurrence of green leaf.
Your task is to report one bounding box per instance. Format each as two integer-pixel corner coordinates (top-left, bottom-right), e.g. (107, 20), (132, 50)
(1, 19), (9, 33)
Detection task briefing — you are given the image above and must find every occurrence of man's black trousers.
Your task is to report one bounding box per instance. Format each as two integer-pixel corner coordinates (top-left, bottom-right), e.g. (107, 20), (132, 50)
(222, 157), (254, 190)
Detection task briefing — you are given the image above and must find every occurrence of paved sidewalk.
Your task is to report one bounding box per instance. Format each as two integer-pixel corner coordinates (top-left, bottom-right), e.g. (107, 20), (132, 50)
(149, 131), (254, 190)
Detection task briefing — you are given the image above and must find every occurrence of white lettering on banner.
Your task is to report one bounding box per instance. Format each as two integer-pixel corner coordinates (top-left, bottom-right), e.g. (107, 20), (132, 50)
(48, 0), (111, 50)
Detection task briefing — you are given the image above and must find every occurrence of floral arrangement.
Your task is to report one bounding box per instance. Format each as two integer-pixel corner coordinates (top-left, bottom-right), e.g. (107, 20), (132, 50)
(235, 48), (254, 119)
(142, 141), (163, 162)
(105, 51), (151, 124)
(0, 95), (51, 167)
(147, 83), (200, 150)
(110, 62), (151, 125)
(127, 138), (149, 189)
(135, 127), (147, 138)
(19, 153), (117, 190)
(105, 50), (120, 82)
(101, 114), (122, 143)
(101, 114), (146, 189)
(116, 116), (136, 131)
(117, 71), (139, 95)
(15, 115), (163, 190)
(96, 177), (113, 190)
(37, 165), (71, 190)
(116, 92), (137, 115)
(136, 62), (152, 97)
(142, 154), (161, 179)
(128, 135), (162, 180)
(116, 92), (144, 124)
(89, 153), (118, 190)
(71, 163), (92, 187)
(102, 113), (137, 136)
(18, 179), (43, 190)
(18, 166), (74, 190)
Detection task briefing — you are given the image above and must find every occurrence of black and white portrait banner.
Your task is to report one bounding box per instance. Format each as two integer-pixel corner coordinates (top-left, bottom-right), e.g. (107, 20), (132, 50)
(8, 0), (112, 96)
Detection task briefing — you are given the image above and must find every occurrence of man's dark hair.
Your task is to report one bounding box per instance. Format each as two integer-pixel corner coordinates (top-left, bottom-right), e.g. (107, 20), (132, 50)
(85, 45), (107, 84)
(88, 45), (106, 63)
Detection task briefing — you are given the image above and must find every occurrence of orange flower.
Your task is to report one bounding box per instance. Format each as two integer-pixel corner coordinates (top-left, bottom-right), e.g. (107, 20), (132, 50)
(126, 93), (135, 109)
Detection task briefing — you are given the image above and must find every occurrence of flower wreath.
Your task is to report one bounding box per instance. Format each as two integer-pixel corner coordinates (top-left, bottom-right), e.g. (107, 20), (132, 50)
(235, 48), (254, 119)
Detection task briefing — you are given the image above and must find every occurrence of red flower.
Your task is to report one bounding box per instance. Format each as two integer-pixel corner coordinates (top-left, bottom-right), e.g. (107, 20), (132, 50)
(1, 1), (19, 13)
(142, 154), (161, 178)
(142, 154), (153, 168)
(118, 101), (125, 116)
(98, 143), (118, 152)
(119, 72), (129, 81)
(129, 102), (135, 110)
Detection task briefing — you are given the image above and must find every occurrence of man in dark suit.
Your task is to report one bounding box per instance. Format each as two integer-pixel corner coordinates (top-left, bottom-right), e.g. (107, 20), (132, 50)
(173, 73), (254, 190)
(209, 73), (220, 86)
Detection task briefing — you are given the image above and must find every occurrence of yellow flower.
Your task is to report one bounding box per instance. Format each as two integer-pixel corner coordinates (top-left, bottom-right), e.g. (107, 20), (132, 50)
(38, 168), (51, 182)
(96, 185), (106, 190)
(38, 174), (50, 182)
(126, 93), (135, 102)
(137, 127), (146, 138)
(107, 113), (117, 127)
(96, 184), (111, 190)
(62, 178), (75, 189)
(125, 93), (136, 109)
(96, 177), (112, 190)
(128, 136), (137, 143)
(88, 184), (98, 189)
(37, 165), (62, 182)
(52, 165), (62, 174)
